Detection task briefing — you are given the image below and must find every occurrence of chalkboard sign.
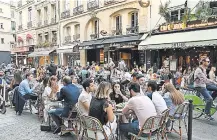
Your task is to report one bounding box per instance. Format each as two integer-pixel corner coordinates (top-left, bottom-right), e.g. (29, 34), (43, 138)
(139, 51), (145, 64)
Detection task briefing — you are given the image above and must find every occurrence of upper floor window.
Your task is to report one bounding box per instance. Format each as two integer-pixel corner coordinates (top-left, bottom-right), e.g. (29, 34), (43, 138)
(1, 38), (4, 44)
(11, 10), (14, 18)
(116, 15), (122, 30)
(94, 19), (99, 35)
(170, 9), (185, 22)
(11, 21), (16, 30)
(28, 7), (32, 22)
(19, 11), (22, 25)
(64, 0), (70, 11)
(76, 0), (82, 6)
(131, 12), (138, 27)
(210, 1), (217, 8)
(0, 8), (2, 13)
(66, 26), (71, 36)
(74, 24), (80, 35)
(0, 23), (3, 29)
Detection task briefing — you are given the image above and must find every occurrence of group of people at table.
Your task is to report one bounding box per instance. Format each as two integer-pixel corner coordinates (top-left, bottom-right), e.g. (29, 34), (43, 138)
(16, 71), (185, 139)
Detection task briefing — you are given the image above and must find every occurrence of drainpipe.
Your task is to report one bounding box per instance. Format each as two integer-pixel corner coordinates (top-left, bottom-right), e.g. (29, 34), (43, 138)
(57, 0), (62, 65)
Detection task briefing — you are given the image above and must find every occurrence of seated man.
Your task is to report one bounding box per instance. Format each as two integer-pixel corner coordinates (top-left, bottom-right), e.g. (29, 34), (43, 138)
(17, 73), (37, 115)
(78, 79), (95, 116)
(120, 82), (157, 139)
(147, 81), (168, 115)
(49, 76), (80, 134)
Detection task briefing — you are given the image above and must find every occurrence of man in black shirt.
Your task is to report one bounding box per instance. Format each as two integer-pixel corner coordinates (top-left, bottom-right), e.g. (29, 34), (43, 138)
(47, 61), (57, 76)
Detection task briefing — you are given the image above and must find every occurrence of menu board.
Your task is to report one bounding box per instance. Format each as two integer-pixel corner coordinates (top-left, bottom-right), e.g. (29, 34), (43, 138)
(139, 51), (145, 64)
(170, 59), (177, 71)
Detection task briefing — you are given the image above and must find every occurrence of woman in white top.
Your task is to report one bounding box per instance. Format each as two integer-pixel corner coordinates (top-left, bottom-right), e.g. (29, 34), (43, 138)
(42, 76), (59, 123)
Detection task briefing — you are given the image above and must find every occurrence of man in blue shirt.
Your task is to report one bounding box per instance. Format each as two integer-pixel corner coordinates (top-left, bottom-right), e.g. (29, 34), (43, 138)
(17, 73), (37, 115)
(49, 76), (80, 134)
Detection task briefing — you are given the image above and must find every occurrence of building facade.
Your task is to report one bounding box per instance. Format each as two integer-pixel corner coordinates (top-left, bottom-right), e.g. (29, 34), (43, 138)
(14, 0), (36, 66)
(139, 0), (217, 71)
(0, 0), (16, 64)
(29, 0), (59, 66)
(58, 0), (149, 67)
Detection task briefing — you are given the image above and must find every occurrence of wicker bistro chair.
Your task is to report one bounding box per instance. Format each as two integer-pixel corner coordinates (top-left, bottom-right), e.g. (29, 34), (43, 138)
(128, 116), (158, 140)
(60, 105), (80, 136)
(81, 115), (115, 140)
(168, 102), (189, 140)
(159, 109), (170, 140)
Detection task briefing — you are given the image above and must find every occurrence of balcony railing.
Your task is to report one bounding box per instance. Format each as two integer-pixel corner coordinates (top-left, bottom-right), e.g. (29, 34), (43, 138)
(61, 10), (70, 19)
(18, 25), (22, 30)
(112, 28), (122, 35)
(73, 34), (80, 40)
(87, 0), (99, 11)
(104, 0), (117, 6)
(51, 18), (56, 24)
(27, 0), (34, 4)
(73, 5), (84, 16)
(126, 26), (139, 34)
(44, 20), (48, 25)
(65, 36), (71, 43)
(37, 21), (42, 27)
(18, 1), (22, 8)
(27, 21), (32, 28)
(90, 33), (99, 39)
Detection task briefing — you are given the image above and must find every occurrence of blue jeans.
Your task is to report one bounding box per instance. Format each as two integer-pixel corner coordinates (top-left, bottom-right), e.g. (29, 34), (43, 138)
(206, 84), (217, 100)
(195, 87), (213, 115)
(120, 120), (150, 139)
(119, 120), (140, 139)
(48, 107), (70, 127)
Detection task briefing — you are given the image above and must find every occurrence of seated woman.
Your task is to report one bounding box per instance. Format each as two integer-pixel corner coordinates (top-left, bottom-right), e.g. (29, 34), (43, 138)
(89, 82), (117, 138)
(109, 82), (128, 104)
(162, 83), (185, 128)
(42, 76), (60, 124)
(162, 83), (185, 115)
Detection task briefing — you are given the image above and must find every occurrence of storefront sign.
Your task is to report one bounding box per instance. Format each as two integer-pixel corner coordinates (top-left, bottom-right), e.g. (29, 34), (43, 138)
(11, 46), (29, 53)
(100, 49), (104, 63)
(172, 42), (186, 48)
(85, 46), (95, 49)
(159, 19), (217, 32)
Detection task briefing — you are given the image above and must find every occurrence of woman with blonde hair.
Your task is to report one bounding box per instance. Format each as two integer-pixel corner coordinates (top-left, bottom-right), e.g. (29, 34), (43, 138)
(163, 83), (185, 115)
(89, 81), (117, 138)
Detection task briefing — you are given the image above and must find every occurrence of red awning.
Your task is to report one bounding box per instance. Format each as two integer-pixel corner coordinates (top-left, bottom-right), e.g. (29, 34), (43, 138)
(18, 36), (23, 42)
(26, 34), (32, 40)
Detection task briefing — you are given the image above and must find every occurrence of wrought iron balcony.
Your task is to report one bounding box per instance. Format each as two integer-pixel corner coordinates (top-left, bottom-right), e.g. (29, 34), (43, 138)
(18, 1), (22, 8)
(65, 36), (71, 43)
(90, 33), (99, 39)
(112, 28), (122, 36)
(73, 5), (84, 16)
(26, 0), (34, 4)
(73, 34), (80, 40)
(87, 0), (99, 11)
(44, 20), (48, 25)
(61, 10), (70, 19)
(104, 0), (117, 6)
(27, 21), (32, 28)
(37, 21), (42, 27)
(126, 26), (139, 34)
(51, 18), (56, 24)
(18, 25), (22, 30)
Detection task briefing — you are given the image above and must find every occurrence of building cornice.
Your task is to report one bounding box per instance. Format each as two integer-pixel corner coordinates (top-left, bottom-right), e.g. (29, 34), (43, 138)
(35, 23), (58, 30)
(60, 1), (136, 23)
(16, 28), (36, 34)
(15, 1), (35, 11)
(0, 31), (13, 35)
(0, 1), (11, 6)
(0, 16), (11, 20)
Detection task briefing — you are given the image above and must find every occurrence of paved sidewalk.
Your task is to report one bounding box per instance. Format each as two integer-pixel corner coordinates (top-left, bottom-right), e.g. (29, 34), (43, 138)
(0, 108), (217, 140)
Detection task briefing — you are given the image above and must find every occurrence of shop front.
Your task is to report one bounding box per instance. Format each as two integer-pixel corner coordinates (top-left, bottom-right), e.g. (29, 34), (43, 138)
(139, 27), (217, 71)
(57, 44), (80, 66)
(11, 46), (34, 66)
(28, 47), (57, 67)
(80, 34), (142, 68)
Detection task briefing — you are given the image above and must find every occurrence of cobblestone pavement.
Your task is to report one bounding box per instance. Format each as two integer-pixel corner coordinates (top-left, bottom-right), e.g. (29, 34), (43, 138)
(0, 108), (217, 140)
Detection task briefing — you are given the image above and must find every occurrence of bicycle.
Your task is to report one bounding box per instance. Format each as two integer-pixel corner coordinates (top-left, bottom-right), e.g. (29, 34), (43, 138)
(184, 94), (217, 119)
